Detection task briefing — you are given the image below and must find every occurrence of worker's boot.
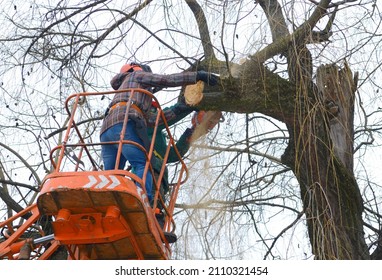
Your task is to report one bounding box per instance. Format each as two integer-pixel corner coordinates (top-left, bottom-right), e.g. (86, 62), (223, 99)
(163, 231), (177, 243)
(155, 209), (177, 243)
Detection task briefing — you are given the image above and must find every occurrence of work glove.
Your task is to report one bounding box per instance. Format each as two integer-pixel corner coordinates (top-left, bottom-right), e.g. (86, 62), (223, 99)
(184, 127), (195, 141)
(196, 71), (219, 86)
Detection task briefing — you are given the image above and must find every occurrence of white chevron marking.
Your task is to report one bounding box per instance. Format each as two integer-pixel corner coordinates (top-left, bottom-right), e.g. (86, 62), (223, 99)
(82, 175), (97, 188)
(107, 175), (120, 189)
(94, 175), (109, 189)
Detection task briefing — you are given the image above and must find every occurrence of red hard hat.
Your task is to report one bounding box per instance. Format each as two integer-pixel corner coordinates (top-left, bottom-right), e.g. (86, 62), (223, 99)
(120, 63), (143, 73)
(151, 100), (160, 108)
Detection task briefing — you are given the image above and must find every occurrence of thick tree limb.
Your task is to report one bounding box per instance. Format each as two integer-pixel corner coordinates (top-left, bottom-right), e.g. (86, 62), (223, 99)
(184, 0), (216, 61)
(255, 0), (289, 42)
(251, 0), (331, 64)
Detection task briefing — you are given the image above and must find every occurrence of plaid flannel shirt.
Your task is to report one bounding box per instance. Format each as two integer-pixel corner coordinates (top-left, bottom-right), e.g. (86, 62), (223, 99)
(100, 71), (197, 135)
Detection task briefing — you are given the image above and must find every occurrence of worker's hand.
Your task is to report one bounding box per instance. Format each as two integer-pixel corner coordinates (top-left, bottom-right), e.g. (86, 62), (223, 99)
(196, 71), (219, 86)
(172, 101), (194, 115)
(184, 127), (195, 142)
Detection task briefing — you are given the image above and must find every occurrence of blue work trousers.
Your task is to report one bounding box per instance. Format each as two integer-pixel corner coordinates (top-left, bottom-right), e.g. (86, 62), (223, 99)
(100, 121), (153, 202)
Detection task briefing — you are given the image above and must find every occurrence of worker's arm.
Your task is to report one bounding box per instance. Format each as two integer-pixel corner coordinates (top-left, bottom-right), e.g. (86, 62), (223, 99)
(133, 71), (197, 88)
(147, 96), (197, 128)
(111, 70), (219, 90)
(134, 71), (219, 88)
(167, 127), (194, 163)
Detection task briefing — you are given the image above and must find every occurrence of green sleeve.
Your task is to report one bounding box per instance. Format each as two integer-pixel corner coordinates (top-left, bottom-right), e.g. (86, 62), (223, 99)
(167, 128), (193, 163)
(157, 102), (194, 130)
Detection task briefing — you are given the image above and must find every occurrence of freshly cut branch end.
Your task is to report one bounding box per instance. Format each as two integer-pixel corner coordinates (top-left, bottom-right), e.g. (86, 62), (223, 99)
(185, 80), (204, 105)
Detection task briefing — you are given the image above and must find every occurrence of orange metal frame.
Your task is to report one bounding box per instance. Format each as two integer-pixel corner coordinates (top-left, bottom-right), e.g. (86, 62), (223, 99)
(0, 88), (188, 260)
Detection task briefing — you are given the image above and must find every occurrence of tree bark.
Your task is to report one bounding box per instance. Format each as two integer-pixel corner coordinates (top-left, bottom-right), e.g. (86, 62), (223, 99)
(279, 62), (369, 259)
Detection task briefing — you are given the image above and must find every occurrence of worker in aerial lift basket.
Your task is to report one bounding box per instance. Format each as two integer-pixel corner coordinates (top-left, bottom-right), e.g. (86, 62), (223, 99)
(100, 62), (219, 206)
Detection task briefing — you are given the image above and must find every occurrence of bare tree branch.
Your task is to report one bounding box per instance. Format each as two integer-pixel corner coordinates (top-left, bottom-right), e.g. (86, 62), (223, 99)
(184, 0), (217, 61)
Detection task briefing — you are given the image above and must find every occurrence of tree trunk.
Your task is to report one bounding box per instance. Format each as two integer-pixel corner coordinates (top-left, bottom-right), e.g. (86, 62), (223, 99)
(282, 63), (369, 259)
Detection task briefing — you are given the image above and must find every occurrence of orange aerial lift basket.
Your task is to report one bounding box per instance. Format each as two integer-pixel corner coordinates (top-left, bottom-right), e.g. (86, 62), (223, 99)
(0, 88), (188, 260)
